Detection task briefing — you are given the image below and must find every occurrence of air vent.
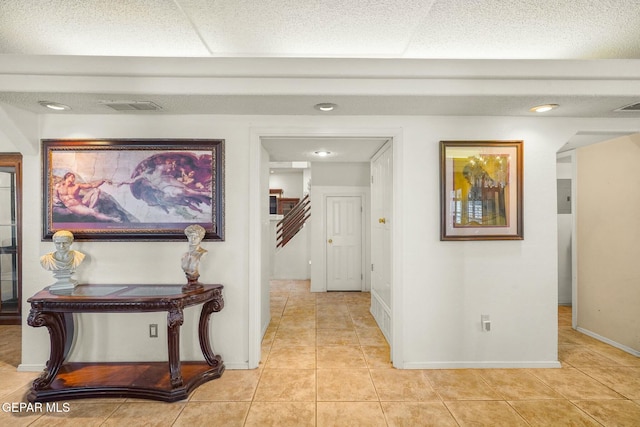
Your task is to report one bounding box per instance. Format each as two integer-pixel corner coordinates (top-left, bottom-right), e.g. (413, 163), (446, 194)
(99, 101), (162, 111)
(614, 102), (640, 112)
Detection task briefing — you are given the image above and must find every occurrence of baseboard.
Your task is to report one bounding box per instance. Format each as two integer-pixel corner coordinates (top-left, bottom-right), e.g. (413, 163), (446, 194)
(18, 363), (45, 372)
(576, 327), (640, 357)
(401, 361), (562, 369)
(224, 362), (252, 370)
(370, 291), (391, 344)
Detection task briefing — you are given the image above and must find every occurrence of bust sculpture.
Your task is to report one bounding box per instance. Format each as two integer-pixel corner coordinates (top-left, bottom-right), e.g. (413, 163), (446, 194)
(181, 224), (207, 289)
(40, 230), (85, 291)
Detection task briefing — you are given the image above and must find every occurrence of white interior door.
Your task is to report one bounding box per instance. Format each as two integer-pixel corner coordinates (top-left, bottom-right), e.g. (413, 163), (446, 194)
(326, 196), (363, 291)
(370, 142), (392, 343)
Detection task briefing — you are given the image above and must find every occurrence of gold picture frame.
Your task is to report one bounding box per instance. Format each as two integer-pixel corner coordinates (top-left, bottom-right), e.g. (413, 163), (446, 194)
(440, 140), (523, 240)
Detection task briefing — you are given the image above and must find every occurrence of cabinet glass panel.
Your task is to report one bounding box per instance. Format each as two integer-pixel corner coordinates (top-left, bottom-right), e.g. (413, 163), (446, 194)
(0, 167), (18, 315)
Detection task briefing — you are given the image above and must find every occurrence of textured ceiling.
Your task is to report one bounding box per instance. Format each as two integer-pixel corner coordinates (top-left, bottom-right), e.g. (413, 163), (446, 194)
(2, 0), (639, 59)
(1, 0), (640, 160)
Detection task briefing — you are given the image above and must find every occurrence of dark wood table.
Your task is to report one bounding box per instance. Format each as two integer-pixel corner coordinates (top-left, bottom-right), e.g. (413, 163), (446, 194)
(26, 284), (224, 402)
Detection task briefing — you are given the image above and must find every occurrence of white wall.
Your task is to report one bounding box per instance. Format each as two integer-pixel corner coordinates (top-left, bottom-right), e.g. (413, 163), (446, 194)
(269, 170), (310, 280)
(271, 221), (310, 279)
(260, 146), (271, 339)
(6, 112), (640, 371)
(17, 114), (254, 369)
(269, 171), (304, 199)
(312, 162), (370, 187)
(0, 103), (39, 154)
(576, 134), (640, 354)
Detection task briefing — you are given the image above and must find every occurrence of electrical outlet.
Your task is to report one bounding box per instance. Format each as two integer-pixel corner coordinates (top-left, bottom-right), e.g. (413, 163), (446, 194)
(149, 323), (158, 338)
(481, 315), (491, 332)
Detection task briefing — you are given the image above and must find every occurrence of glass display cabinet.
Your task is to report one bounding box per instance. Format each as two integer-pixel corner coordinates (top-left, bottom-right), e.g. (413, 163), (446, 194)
(0, 154), (22, 324)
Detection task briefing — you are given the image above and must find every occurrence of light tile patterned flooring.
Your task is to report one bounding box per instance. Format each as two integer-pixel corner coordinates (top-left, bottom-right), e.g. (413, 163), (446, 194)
(1, 279), (639, 426)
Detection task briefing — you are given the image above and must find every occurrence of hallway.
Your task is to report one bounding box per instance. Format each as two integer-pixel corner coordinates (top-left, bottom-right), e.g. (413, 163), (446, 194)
(0, 280), (639, 426)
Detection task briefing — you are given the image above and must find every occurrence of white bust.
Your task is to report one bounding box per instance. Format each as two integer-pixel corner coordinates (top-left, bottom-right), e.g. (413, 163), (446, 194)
(181, 224), (207, 285)
(40, 230), (85, 290)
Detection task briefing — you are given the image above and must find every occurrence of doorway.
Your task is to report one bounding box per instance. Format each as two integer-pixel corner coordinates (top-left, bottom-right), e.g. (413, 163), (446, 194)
(250, 128), (402, 369)
(556, 151), (574, 312)
(557, 131), (638, 331)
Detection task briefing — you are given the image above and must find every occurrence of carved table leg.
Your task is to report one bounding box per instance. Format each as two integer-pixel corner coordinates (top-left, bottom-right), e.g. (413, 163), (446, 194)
(167, 307), (184, 388)
(62, 313), (74, 360)
(27, 308), (69, 390)
(198, 290), (224, 367)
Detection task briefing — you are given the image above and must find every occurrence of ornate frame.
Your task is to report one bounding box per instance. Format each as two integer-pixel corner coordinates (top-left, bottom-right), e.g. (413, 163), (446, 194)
(42, 139), (224, 241)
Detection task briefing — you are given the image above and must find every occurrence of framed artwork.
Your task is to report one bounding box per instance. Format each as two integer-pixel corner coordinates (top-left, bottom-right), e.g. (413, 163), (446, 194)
(440, 140), (523, 240)
(42, 139), (224, 241)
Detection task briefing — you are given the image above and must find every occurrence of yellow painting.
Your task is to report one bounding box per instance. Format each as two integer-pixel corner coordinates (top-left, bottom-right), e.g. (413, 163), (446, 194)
(452, 154), (509, 227)
(440, 141), (523, 240)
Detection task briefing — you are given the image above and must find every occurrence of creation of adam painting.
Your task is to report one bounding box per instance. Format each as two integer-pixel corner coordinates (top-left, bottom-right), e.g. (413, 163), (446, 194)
(440, 141), (523, 241)
(42, 139), (224, 241)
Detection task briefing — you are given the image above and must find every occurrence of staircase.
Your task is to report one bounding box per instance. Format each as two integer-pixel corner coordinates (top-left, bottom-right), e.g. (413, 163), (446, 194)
(276, 194), (310, 248)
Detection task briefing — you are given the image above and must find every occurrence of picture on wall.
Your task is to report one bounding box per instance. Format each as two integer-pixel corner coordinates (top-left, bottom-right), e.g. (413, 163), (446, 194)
(42, 139), (224, 241)
(440, 140), (523, 240)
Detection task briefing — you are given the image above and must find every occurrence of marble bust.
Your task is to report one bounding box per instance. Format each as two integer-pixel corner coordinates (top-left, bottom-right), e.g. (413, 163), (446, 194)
(40, 230), (85, 291)
(181, 224), (207, 288)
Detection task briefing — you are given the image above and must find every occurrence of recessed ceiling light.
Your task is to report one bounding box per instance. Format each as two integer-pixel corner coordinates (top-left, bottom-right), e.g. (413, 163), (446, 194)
(529, 104), (559, 113)
(314, 103), (337, 112)
(38, 101), (71, 111)
(314, 151), (331, 157)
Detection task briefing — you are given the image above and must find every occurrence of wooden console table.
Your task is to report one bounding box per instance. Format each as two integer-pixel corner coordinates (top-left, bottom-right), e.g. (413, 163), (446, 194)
(27, 284), (224, 402)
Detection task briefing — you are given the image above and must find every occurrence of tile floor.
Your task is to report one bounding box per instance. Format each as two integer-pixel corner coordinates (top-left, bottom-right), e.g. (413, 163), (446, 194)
(1, 279), (639, 426)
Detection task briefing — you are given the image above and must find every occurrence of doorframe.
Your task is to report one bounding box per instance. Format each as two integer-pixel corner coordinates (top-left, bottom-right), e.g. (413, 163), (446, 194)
(249, 127), (404, 369)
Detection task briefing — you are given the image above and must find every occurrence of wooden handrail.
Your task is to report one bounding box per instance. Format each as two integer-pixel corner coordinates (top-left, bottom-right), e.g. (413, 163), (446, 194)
(276, 194), (310, 248)
(277, 195), (310, 226)
(277, 214), (311, 245)
(276, 204), (309, 238)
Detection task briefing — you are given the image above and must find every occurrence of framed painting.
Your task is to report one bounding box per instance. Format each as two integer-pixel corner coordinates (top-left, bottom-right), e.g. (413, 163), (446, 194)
(440, 140), (523, 240)
(42, 139), (224, 241)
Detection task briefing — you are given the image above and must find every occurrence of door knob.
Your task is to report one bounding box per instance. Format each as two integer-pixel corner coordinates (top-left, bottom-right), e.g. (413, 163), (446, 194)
(328, 239), (333, 244)
(378, 218), (386, 224)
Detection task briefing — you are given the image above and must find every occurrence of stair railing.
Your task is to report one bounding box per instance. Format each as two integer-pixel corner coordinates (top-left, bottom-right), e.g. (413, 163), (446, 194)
(276, 194), (310, 248)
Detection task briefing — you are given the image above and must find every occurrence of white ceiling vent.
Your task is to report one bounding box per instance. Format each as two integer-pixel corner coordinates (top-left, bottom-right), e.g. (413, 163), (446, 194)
(614, 102), (640, 112)
(99, 101), (162, 111)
